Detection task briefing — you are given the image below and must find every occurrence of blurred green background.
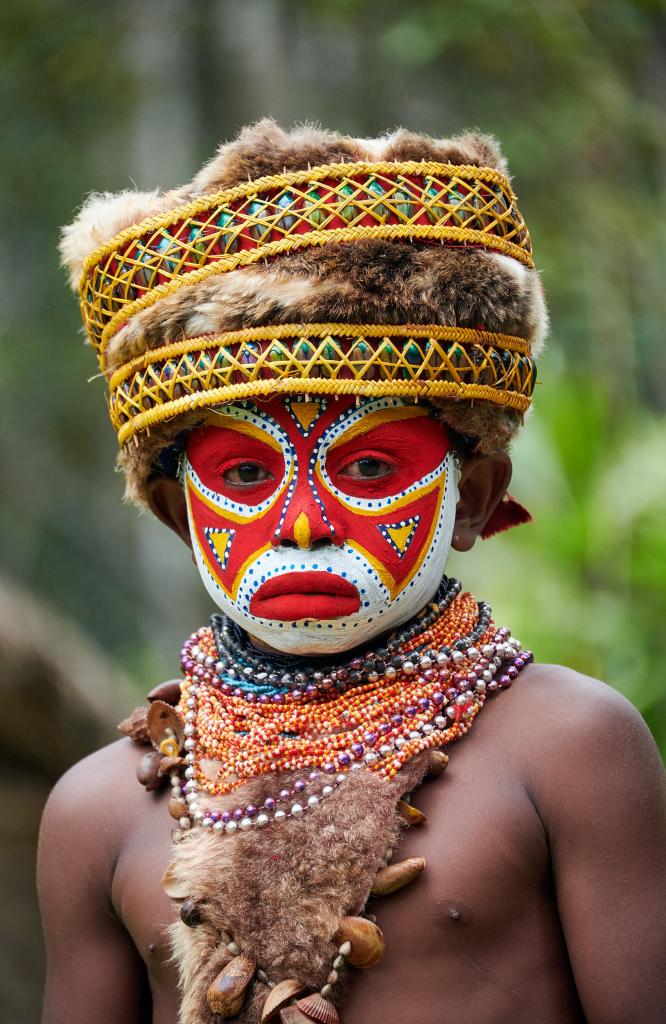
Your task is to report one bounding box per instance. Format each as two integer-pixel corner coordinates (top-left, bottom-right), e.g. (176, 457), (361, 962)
(2, 0), (665, 750)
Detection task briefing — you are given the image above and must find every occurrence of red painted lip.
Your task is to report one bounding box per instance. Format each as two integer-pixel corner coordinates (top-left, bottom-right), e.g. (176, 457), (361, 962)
(250, 571), (361, 621)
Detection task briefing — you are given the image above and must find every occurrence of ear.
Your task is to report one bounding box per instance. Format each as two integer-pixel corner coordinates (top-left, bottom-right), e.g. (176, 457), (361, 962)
(452, 451), (512, 552)
(145, 476), (192, 549)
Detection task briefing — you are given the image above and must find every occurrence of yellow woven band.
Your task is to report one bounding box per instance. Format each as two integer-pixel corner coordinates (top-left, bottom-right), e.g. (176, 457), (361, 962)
(107, 323), (535, 446)
(81, 161), (533, 357)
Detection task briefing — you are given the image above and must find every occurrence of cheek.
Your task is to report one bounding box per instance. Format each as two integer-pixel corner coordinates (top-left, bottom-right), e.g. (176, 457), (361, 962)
(186, 478), (286, 597)
(328, 479), (450, 594)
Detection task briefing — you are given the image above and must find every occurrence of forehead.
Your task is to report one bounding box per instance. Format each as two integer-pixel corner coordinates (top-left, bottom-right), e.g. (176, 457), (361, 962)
(187, 395), (445, 453)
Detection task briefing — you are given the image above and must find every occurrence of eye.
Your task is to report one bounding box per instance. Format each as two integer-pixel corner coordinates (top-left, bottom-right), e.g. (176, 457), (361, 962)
(223, 462), (274, 486)
(341, 457), (393, 480)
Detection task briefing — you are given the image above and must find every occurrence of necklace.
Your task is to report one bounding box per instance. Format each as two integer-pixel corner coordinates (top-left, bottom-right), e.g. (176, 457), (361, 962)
(208, 576), (461, 700)
(161, 579), (534, 1024)
(169, 578), (533, 833)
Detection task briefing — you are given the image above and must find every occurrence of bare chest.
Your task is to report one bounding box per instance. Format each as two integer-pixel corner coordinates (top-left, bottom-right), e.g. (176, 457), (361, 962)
(111, 732), (579, 1023)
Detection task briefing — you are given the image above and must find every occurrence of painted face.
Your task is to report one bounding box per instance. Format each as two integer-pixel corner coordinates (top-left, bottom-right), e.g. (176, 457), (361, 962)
(183, 395), (458, 655)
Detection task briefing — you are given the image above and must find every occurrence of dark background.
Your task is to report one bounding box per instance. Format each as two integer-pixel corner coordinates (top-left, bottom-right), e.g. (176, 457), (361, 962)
(1, 1), (664, 1018)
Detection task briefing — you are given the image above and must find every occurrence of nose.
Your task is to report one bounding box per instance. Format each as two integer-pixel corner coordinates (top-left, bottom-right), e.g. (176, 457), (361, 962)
(293, 512), (312, 549)
(274, 490), (343, 550)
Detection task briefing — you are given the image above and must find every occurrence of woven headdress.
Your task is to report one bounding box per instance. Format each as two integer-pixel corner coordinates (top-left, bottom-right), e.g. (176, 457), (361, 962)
(61, 119), (547, 509)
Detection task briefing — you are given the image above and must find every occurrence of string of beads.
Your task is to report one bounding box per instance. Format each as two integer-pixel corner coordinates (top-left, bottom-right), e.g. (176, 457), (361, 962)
(171, 578), (533, 832)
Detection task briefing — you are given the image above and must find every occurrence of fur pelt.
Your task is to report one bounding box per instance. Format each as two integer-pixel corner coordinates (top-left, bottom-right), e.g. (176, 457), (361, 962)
(60, 188), (179, 291)
(187, 119), (507, 198)
(166, 755), (431, 1024)
(105, 244), (547, 374)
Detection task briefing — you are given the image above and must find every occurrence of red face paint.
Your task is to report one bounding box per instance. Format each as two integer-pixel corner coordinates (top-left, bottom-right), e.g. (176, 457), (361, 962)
(184, 396), (457, 655)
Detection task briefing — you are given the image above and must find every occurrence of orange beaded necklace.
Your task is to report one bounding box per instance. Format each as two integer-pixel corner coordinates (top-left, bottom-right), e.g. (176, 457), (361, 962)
(174, 583), (532, 833)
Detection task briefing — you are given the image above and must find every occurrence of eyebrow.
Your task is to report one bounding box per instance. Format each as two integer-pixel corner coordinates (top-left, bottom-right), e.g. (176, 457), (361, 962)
(327, 405), (428, 451)
(194, 414), (285, 454)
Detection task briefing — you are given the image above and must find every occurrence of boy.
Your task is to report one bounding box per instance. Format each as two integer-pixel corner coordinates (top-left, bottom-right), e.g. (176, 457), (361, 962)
(39, 121), (665, 1024)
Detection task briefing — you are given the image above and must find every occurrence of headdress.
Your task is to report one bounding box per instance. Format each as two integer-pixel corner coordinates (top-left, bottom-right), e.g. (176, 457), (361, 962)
(61, 120), (547, 510)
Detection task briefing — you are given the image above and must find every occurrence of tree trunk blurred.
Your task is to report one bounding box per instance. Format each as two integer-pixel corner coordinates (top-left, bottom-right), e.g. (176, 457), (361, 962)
(0, 575), (136, 1024)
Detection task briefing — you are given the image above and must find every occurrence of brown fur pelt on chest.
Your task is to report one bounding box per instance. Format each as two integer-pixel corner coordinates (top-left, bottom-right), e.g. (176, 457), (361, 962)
(166, 754), (430, 1024)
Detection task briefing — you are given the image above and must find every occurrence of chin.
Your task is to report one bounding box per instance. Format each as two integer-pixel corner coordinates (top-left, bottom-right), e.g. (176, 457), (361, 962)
(207, 581), (450, 658)
(257, 628), (369, 658)
(227, 601), (407, 657)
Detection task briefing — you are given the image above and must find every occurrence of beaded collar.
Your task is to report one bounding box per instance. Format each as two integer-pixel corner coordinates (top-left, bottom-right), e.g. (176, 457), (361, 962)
(170, 578), (533, 834)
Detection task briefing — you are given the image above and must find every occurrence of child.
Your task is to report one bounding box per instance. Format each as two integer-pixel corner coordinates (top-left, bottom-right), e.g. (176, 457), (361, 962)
(39, 121), (665, 1024)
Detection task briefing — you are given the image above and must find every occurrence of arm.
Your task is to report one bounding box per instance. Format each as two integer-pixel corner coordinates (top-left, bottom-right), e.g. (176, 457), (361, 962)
(527, 670), (666, 1024)
(38, 749), (151, 1024)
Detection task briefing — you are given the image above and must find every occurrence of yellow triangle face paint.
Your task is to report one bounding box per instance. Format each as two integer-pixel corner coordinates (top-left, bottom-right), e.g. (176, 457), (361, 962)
(290, 401), (322, 433)
(207, 528), (234, 570)
(385, 520), (418, 553)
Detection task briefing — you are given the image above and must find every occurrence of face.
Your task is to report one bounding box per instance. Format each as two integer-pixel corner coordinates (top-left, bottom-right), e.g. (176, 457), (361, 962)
(183, 395), (458, 655)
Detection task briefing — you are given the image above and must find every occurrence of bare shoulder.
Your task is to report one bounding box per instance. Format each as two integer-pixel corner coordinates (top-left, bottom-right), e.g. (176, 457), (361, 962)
(45, 736), (148, 812)
(39, 737), (150, 883)
(43, 673), (182, 830)
(502, 663), (665, 839)
(511, 662), (662, 765)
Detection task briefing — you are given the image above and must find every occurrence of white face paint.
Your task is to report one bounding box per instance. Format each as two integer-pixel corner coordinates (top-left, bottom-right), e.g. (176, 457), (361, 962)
(183, 395), (459, 655)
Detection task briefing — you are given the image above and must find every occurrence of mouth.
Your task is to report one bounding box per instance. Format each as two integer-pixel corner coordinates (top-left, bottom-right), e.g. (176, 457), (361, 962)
(250, 571), (361, 621)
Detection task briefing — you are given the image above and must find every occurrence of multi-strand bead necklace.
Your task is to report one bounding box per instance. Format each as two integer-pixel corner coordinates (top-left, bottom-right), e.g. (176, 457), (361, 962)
(171, 577), (533, 834)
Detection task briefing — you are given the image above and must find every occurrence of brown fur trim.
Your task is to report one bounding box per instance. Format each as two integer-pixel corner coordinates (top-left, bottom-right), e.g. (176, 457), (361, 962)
(106, 244), (546, 373)
(105, 268), (347, 371)
(189, 118), (365, 197)
(436, 401), (521, 454)
(59, 189), (177, 290)
(381, 127), (508, 176)
(187, 119), (507, 197)
(166, 755), (430, 1024)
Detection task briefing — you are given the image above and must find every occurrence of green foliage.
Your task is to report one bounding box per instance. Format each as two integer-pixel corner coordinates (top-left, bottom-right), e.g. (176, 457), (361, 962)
(1, 0), (664, 750)
(451, 361), (666, 747)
